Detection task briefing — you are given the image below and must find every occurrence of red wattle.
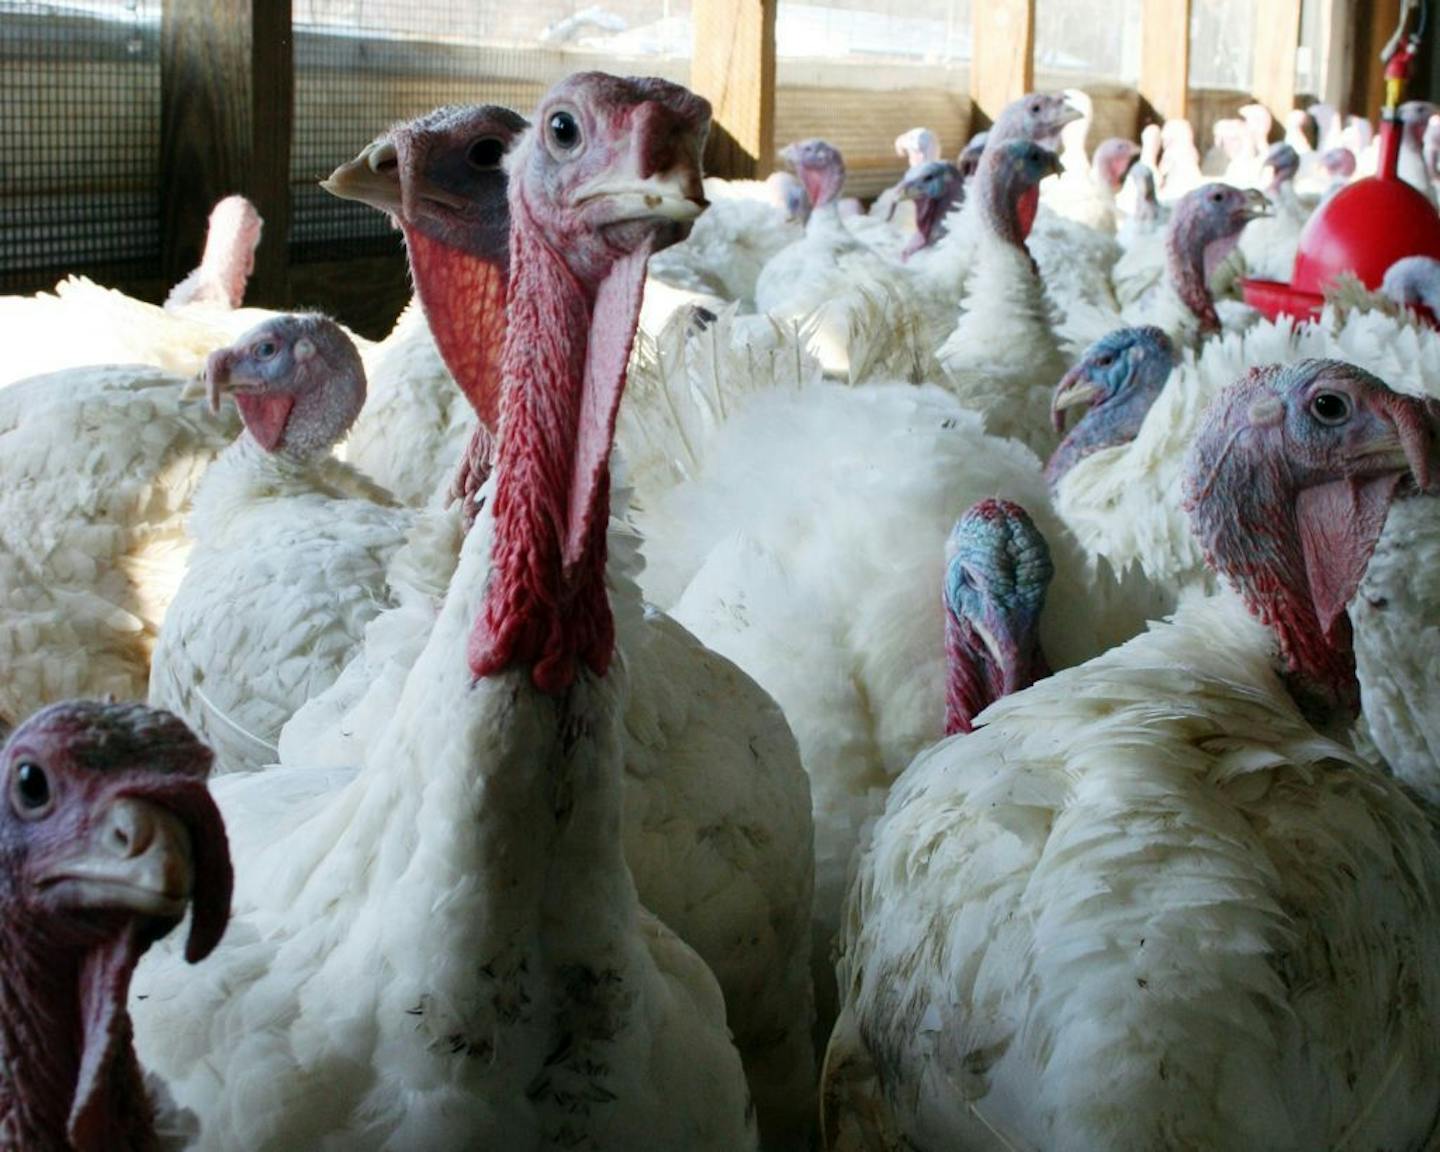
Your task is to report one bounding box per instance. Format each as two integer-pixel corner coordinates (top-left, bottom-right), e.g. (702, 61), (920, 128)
(1018, 186), (1040, 241)
(235, 393), (295, 452)
(405, 227), (509, 433)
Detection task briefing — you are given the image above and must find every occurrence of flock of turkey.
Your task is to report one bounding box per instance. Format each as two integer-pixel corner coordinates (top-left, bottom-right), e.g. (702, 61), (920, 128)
(2, 68), (1439, 1152)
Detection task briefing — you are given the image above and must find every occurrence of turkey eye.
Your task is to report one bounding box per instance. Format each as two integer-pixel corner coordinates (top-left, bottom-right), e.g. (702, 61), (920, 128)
(255, 340), (278, 360)
(467, 136), (505, 170)
(1095, 354), (1114, 368)
(12, 762), (51, 815)
(548, 111), (581, 151)
(1210, 190), (1224, 203)
(1310, 390), (1352, 425)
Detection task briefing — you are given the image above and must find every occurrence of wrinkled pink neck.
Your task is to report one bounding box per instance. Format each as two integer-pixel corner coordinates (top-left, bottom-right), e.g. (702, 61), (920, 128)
(0, 935), (153, 1152)
(468, 215), (613, 693)
(1191, 466), (1360, 721)
(1167, 213), (1220, 335)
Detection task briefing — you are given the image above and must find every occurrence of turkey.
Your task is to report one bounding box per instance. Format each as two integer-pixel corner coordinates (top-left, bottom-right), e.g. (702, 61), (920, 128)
(0, 195), (270, 389)
(1057, 182), (1270, 356)
(939, 139), (1068, 453)
(751, 138), (923, 376)
(0, 700), (233, 1152)
(131, 73), (813, 1152)
(626, 300), (1166, 1047)
(322, 103), (527, 506)
(889, 160), (964, 261)
(1157, 118), (1204, 199)
(0, 365), (240, 730)
(827, 359), (1440, 1152)
(1239, 142), (1309, 281)
(1041, 136), (1141, 233)
(148, 314), (412, 775)
(318, 105), (818, 1144)
(923, 92), (1082, 299)
(1045, 325), (1177, 488)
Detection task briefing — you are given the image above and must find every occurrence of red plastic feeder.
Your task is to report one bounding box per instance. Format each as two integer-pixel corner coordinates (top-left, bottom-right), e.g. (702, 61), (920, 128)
(1243, 114), (1440, 325)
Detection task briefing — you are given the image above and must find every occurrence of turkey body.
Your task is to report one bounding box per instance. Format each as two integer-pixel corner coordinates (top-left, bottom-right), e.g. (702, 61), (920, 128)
(148, 436), (413, 774)
(833, 592), (1440, 1152)
(0, 365), (239, 728)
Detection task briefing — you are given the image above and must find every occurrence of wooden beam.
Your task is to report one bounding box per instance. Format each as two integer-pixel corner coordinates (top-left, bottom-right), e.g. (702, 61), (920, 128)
(1139, 0), (1192, 126)
(161, 0), (293, 306)
(691, 0), (776, 179)
(1251, 0), (1303, 122)
(970, 0), (1034, 130)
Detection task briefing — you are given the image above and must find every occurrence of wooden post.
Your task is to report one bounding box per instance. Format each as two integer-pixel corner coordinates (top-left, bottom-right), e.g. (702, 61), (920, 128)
(161, 0), (292, 305)
(970, 0), (1035, 129)
(1316, 0), (1352, 109)
(691, 0), (776, 179)
(1139, 0), (1192, 127)
(1251, 0), (1303, 121)
(1351, 0), (1402, 117)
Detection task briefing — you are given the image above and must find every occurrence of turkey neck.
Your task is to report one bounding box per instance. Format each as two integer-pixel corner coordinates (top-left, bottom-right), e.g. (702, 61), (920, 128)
(1189, 452), (1362, 724)
(1166, 211), (1221, 335)
(406, 227), (509, 433)
(0, 929), (153, 1152)
(469, 195), (651, 695)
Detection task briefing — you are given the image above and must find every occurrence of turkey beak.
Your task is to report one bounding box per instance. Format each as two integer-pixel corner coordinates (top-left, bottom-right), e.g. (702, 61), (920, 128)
(1240, 188), (1272, 221)
(34, 798), (195, 922)
(1051, 365), (1101, 433)
(322, 137), (402, 215)
(203, 348), (234, 414)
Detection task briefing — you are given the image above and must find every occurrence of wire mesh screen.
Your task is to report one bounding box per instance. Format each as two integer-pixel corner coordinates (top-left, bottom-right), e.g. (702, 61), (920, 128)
(0, 0), (161, 293)
(291, 0), (692, 260)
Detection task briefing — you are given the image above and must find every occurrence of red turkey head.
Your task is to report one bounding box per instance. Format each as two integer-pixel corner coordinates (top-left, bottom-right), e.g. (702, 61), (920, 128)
(1185, 360), (1438, 719)
(0, 701), (232, 1150)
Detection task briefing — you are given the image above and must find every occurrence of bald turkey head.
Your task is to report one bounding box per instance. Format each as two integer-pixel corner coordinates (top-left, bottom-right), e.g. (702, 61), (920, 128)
(1091, 137), (1141, 193)
(976, 139), (1062, 251)
(1167, 182), (1269, 334)
(1185, 360), (1439, 721)
(780, 138), (846, 211)
(1047, 325), (1175, 487)
(943, 499), (1054, 735)
(895, 127), (940, 170)
(989, 91), (1083, 150)
(892, 160), (964, 256)
(1262, 141), (1301, 194)
(0, 700), (231, 1152)
(323, 103), (527, 435)
(206, 313), (365, 457)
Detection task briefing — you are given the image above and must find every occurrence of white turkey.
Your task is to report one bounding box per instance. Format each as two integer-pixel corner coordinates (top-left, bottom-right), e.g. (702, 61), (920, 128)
(1239, 142), (1310, 281)
(130, 71), (766, 1152)
(625, 300), (1166, 1045)
(148, 314), (411, 775)
(826, 359), (1440, 1152)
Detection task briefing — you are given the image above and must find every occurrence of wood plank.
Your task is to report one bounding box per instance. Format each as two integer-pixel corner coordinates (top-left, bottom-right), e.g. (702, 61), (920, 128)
(1140, 0), (1192, 126)
(1316, 0), (1353, 109)
(691, 0), (776, 179)
(970, 0), (1035, 129)
(160, 0), (293, 306)
(1251, 0), (1303, 122)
